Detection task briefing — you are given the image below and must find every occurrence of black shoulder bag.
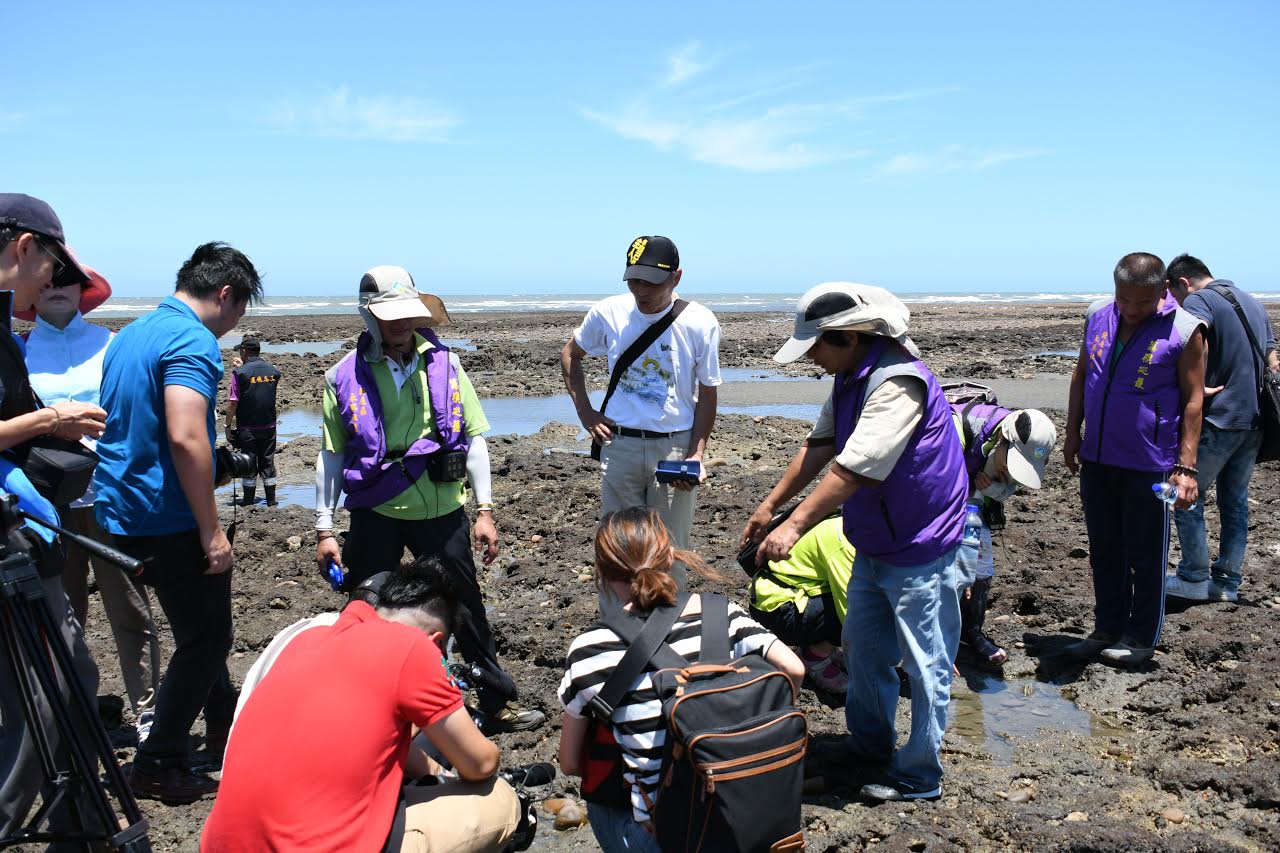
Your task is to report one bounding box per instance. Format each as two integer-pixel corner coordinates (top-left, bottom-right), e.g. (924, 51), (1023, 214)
(589, 299), (688, 461)
(1205, 284), (1280, 462)
(0, 330), (99, 507)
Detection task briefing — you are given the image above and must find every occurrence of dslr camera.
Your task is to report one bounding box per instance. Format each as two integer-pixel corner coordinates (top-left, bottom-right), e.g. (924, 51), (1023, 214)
(215, 445), (257, 482)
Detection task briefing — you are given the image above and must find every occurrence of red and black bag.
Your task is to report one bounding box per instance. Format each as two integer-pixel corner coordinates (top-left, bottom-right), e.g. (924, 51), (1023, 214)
(580, 717), (629, 808)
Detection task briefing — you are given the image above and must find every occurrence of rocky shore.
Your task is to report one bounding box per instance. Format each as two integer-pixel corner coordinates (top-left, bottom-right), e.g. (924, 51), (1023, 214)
(73, 303), (1280, 851)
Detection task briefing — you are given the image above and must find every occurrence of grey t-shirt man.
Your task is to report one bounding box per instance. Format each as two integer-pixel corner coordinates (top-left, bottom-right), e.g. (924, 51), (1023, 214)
(1182, 280), (1277, 430)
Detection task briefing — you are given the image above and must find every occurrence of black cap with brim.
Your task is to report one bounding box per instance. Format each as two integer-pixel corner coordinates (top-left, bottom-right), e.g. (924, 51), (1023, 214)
(0, 193), (90, 286)
(622, 235), (679, 284)
(623, 264), (674, 284)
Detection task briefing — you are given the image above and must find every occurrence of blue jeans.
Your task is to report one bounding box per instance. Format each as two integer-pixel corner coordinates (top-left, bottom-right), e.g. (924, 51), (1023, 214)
(1174, 424), (1262, 593)
(585, 803), (661, 853)
(843, 546), (961, 792)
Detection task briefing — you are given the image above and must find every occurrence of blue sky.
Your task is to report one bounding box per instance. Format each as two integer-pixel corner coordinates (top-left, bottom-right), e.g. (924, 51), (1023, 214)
(7, 2), (1278, 297)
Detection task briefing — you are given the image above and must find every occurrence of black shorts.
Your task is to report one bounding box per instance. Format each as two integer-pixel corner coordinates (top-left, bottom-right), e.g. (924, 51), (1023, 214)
(750, 592), (842, 649)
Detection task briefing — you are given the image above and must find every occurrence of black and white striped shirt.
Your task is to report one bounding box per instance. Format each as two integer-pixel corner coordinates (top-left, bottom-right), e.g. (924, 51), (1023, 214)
(558, 598), (777, 823)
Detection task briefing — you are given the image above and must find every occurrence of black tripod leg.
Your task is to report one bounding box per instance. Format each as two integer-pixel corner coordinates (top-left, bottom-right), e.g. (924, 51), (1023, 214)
(0, 559), (152, 852)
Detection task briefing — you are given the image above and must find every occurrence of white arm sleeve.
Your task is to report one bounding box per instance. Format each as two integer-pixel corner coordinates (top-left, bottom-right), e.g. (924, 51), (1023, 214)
(465, 434), (493, 506)
(315, 450), (344, 531)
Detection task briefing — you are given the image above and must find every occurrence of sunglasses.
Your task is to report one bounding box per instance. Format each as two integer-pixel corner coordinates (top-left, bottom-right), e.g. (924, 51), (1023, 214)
(32, 236), (68, 282)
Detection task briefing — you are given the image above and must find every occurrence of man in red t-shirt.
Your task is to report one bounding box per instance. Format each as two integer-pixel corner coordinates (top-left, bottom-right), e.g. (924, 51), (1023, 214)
(202, 559), (519, 852)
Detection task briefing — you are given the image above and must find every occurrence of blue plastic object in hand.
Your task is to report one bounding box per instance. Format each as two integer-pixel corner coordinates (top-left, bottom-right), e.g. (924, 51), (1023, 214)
(655, 459), (702, 485)
(327, 560), (345, 591)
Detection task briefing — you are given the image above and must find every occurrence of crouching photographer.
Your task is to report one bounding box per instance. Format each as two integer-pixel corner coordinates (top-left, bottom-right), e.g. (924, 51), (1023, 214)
(0, 194), (114, 842)
(203, 556), (523, 853)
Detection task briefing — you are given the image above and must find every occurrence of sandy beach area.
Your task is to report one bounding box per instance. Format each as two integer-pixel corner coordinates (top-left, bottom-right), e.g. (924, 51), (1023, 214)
(70, 302), (1280, 851)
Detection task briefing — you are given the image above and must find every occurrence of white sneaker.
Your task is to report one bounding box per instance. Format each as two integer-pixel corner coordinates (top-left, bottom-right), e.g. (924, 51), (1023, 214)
(1165, 576), (1209, 600)
(1206, 583), (1238, 603)
(136, 709), (155, 745)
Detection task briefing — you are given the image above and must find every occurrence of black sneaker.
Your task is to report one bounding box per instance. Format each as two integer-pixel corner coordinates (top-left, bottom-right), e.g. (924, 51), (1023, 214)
(1061, 631), (1118, 661)
(127, 762), (218, 804)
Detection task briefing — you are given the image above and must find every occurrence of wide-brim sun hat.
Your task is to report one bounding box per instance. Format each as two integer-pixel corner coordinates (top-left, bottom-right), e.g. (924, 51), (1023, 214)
(358, 265), (450, 326)
(773, 282), (916, 364)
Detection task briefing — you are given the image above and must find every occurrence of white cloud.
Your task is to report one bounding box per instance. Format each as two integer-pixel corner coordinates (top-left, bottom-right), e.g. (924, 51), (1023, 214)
(582, 101), (868, 172)
(265, 86), (459, 143)
(584, 48), (963, 173)
(665, 42), (711, 87)
(877, 146), (1052, 176)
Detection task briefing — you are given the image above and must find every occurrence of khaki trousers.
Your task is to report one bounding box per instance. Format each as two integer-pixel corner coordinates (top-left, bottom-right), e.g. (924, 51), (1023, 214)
(400, 777), (520, 853)
(59, 507), (160, 715)
(598, 430), (697, 619)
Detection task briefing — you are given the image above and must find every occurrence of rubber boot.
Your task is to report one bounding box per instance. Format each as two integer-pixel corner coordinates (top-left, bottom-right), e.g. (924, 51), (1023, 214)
(264, 485), (277, 507)
(237, 485), (256, 506)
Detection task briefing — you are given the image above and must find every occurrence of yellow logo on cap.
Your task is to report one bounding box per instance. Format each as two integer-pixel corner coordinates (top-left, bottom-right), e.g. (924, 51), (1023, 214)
(628, 238), (648, 265)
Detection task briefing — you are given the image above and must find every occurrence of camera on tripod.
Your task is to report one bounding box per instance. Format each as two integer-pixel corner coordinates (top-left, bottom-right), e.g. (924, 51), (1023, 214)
(215, 444), (257, 482)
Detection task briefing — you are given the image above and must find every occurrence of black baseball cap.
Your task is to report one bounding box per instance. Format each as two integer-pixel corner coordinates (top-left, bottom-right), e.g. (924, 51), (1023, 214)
(623, 235), (679, 284)
(0, 194), (90, 286)
(238, 336), (261, 351)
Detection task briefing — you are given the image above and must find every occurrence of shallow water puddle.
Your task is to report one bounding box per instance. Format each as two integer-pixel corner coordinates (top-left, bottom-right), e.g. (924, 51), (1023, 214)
(275, 408), (324, 442)
(949, 671), (1125, 766)
(215, 482), (313, 509)
(223, 335), (349, 356)
(721, 403), (822, 421)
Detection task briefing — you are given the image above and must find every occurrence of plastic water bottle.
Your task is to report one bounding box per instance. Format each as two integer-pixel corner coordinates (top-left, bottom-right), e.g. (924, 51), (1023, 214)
(1152, 483), (1179, 505)
(962, 503), (983, 547)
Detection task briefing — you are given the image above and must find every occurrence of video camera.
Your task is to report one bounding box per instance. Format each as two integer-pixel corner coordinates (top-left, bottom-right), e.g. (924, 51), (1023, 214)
(215, 444), (257, 482)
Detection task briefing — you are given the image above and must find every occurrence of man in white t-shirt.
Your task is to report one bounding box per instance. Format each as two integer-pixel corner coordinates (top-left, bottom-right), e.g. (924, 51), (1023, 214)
(561, 236), (721, 590)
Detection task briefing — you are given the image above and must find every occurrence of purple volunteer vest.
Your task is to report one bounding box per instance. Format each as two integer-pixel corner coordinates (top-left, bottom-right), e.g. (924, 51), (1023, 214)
(950, 402), (1012, 477)
(332, 328), (469, 509)
(1080, 294), (1197, 472)
(833, 337), (968, 566)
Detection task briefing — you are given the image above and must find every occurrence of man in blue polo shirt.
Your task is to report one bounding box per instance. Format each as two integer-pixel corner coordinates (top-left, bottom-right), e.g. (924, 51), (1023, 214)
(95, 242), (263, 803)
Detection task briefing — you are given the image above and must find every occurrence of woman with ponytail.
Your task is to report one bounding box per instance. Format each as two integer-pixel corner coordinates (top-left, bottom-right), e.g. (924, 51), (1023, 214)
(556, 507), (803, 852)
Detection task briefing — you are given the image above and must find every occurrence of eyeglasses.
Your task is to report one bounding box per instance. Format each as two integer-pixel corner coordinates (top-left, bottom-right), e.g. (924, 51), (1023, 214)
(32, 236), (67, 282)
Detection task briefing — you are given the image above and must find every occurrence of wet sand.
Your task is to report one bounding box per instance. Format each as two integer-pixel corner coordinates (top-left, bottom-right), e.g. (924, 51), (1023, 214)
(70, 303), (1280, 851)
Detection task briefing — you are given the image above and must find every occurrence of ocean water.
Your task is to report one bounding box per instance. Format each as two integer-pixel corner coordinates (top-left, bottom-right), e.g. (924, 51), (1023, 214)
(89, 290), (1280, 318)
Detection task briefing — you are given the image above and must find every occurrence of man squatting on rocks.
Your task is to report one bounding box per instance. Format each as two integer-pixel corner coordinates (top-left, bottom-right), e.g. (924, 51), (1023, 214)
(562, 235), (721, 617)
(203, 557), (520, 853)
(95, 242), (263, 802)
(1063, 252), (1205, 667)
(745, 282), (968, 803)
(22, 254), (162, 744)
(950, 401), (1057, 665)
(0, 193), (110, 837)
(314, 266), (544, 732)
(1163, 254), (1279, 604)
(224, 335), (282, 506)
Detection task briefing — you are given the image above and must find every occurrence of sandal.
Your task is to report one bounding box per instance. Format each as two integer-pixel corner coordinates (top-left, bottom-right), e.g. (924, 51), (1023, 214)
(971, 634), (1008, 666)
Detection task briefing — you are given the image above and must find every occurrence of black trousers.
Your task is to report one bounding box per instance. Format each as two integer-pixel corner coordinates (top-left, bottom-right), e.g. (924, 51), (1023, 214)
(1080, 462), (1169, 648)
(342, 507), (517, 714)
(750, 592), (842, 649)
(113, 528), (237, 768)
(233, 427), (277, 483)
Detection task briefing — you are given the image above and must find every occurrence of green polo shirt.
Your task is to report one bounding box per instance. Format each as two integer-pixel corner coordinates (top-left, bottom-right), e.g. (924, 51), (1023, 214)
(752, 517), (855, 619)
(322, 334), (490, 520)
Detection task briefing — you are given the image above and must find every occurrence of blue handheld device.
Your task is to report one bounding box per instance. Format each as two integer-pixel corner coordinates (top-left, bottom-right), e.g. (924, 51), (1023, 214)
(326, 560), (345, 591)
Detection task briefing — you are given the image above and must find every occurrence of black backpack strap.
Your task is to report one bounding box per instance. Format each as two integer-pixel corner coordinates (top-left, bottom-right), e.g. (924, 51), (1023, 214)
(1205, 284), (1268, 391)
(598, 299), (688, 418)
(698, 593), (732, 663)
(586, 593), (691, 720)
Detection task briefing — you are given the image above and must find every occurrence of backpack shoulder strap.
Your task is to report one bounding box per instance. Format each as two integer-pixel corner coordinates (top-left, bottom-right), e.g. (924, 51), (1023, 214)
(587, 592), (691, 720)
(698, 593), (732, 663)
(598, 299), (688, 417)
(1205, 284), (1267, 386)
